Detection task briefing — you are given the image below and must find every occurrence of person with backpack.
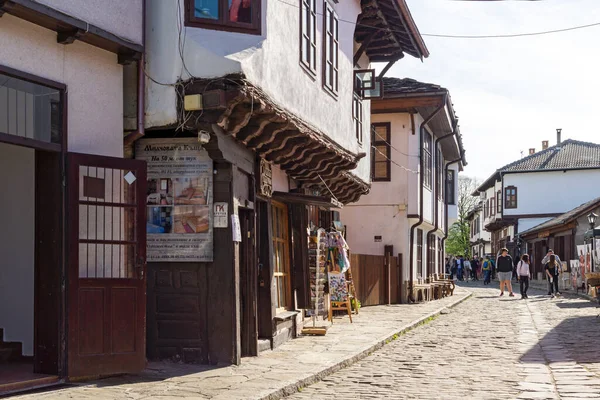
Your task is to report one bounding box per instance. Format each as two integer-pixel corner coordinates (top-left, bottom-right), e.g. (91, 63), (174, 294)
(545, 254), (562, 298)
(496, 248), (515, 297)
(516, 254), (532, 299)
(482, 256), (492, 285)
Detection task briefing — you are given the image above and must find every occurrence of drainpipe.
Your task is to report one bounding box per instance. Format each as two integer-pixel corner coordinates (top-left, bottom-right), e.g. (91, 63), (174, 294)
(408, 94), (447, 302)
(425, 119), (458, 276)
(124, 0), (146, 146)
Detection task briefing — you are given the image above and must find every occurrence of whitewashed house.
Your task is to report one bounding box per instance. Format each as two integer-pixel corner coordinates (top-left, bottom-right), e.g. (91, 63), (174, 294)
(0, 0), (145, 393)
(473, 133), (600, 262)
(340, 78), (466, 303)
(142, 0), (429, 364)
(466, 203), (492, 258)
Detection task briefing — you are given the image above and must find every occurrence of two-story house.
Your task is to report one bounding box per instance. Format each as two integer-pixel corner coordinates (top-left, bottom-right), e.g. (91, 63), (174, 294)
(0, 0), (145, 394)
(138, 0), (429, 365)
(340, 78), (466, 303)
(466, 203), (491, 258)
(473, 132), (600, 264)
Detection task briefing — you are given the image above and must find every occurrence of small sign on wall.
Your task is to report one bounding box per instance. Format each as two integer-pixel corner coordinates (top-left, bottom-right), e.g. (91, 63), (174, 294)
(232, 214), (242, 242)
(214, 202), (228, 228)
(374, 235), (382, 242)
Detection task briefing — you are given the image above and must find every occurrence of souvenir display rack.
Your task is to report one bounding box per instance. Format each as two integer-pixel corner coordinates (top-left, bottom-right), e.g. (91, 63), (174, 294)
(302, 228), (329, 335)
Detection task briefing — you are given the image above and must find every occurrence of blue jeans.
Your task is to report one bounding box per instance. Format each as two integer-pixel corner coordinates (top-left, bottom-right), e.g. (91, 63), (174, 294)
(484, 270), (491, 284)
(457, 268), (463, 280)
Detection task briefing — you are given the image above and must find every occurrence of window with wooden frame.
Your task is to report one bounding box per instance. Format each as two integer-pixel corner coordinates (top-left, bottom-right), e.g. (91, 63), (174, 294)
(490, 197), (495, 216)
(416, 229), (423, 278)
(427, 235), (435, 275)
(505, 186), (517, 209)
(272, 201), (291, 311)
(436, 147), (443, 199)
(322, 0), (338, 96)
(300, 0), (317, 76)
(446, 170), (455, 205)
(0, 66), (65, 151)
(496, 190), (502, 213)
(184, 0), (261, 35)
(371, 122), (390, 181)
(353, 94), (363, 144)
(437, 237), (443, 272)
(423, 132), (432, 189)
(485, 200), (489, 219)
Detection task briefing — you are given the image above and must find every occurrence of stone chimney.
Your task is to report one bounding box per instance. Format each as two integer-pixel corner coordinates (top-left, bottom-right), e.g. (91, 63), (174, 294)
(557, 128), (562, 145)
(542, 140), (549, 150)
(529, 148), (535, 155)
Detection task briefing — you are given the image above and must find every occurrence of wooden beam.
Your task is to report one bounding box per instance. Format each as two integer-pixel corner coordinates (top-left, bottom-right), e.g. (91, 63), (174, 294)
(237, 115), (278, 144)
(268, 137), (310, 163)
(354, 29), (379, 66)
(246, 122), (289, 150)
(260, 129), (301, 157)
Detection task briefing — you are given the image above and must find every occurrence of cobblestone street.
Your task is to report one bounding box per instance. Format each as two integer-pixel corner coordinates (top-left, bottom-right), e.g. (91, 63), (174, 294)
(289, 283), (600, 400)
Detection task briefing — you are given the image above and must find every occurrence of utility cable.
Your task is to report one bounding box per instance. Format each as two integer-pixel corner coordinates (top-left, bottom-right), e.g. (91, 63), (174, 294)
(275, 0), (600, 39)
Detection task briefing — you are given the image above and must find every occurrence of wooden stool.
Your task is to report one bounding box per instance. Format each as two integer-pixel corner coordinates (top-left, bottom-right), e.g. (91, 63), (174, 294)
(329, 299), (353, 323)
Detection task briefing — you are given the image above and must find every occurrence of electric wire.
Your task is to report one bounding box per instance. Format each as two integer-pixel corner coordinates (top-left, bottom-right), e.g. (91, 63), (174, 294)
(275, 0), (600, 40)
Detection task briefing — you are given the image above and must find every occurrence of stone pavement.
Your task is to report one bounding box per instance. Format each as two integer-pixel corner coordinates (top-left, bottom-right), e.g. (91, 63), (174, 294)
(14, 288), (470, 400)
(289, 282), (600, 400)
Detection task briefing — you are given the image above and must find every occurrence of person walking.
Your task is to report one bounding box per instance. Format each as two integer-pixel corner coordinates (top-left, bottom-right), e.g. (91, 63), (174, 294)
(545, 254), (562, 298)
(464, 258), (472, 282)
(456, 256), (464, 281)
(482, 256), (492, 285)
(517, 254), (531, 299)
(541, 249), (562, 271)
(471, 255), (480, 281)
(496, 248), (515, 297)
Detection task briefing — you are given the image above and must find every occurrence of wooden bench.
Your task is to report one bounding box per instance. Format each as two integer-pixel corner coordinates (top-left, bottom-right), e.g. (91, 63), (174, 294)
(411, 278), (432, 302)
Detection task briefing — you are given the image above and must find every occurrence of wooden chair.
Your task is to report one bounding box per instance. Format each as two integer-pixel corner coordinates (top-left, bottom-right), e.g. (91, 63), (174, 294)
(329, 297), (353, 323)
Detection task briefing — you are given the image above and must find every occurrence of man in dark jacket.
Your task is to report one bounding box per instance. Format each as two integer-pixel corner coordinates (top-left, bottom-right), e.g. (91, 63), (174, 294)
(496, 248), (515, 297)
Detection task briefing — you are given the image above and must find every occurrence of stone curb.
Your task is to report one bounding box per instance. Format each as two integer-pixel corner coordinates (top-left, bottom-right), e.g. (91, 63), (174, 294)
(258, 290), (473, 400)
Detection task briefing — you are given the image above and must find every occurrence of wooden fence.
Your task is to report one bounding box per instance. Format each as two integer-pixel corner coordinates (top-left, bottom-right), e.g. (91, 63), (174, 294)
(350, 254), (402, 306)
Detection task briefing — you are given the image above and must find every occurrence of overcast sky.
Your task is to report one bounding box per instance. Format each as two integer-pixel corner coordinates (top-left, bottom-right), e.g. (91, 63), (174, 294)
(384, 0), (600, 182)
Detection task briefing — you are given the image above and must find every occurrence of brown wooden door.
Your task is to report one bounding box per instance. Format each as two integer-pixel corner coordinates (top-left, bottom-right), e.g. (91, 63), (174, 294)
(66, 153), (147, 378)
(239, 209), (258, 357)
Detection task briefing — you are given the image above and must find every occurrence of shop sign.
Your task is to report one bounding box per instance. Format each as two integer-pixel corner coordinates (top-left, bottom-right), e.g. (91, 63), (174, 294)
(214, 202), (228, 228)
(136, 138), (213, 262)
(258, 158), (273, 197)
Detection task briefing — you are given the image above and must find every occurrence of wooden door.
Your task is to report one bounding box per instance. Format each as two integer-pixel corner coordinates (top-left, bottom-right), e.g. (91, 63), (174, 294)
(239, 209), (258, 357)
(67, 153), (147, 378)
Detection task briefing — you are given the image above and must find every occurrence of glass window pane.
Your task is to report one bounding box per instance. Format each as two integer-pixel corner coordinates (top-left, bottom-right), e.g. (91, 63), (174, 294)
(229, 0), (252, 24)
(194, 0), (219, 20)
(0, 72), (62, 144)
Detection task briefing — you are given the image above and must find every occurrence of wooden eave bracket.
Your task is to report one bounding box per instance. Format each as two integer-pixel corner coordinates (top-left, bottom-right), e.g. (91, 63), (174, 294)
(57, 28), (85, 45)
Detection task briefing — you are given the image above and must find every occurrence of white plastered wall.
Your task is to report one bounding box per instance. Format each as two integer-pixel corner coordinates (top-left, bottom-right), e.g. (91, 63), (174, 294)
(0, 143), (35, 356)
(0, 14), (125, 158)
(145, 0), (371, 183)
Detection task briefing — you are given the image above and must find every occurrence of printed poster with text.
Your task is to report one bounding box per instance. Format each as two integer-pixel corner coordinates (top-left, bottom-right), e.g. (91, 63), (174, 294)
(136, 138), (213, 262)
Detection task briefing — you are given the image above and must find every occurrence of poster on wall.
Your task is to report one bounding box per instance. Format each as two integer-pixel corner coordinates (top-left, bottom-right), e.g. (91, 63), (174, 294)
(136, 138), (213, 262)
(570, 260), (581, 289)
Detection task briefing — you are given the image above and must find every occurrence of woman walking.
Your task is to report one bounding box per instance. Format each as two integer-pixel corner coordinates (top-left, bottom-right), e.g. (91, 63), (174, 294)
(545, 255), (562, 298)
(517, 254), (531, 299)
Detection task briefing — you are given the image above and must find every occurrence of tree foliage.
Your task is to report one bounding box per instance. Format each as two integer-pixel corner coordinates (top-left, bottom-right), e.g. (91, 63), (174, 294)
(446, 176), (479, 257)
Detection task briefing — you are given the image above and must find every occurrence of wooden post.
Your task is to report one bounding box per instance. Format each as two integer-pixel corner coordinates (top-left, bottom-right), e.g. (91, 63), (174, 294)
(386, 254), (391, 305)
(398, 253), (403, 304)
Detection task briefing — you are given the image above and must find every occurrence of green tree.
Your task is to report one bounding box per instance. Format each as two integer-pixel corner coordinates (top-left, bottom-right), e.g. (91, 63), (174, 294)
(446, 176), (479, 258)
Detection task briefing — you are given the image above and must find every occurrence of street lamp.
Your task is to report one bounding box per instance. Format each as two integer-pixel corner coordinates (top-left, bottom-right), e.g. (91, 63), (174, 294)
(588, 212), (598, 271)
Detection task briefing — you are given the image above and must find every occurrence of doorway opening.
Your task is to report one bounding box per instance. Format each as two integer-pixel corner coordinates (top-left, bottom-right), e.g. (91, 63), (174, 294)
(0, 142), (62, 395)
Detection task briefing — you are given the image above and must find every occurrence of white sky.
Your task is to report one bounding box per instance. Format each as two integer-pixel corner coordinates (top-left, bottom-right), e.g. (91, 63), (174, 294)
(383, 0), (600, 181)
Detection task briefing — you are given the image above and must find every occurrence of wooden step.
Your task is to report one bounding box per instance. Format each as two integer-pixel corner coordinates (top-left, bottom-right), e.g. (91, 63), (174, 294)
(0, 342), (23, 363)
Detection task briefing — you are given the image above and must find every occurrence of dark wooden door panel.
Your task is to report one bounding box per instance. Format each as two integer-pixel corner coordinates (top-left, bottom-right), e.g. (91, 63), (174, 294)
(67, 152), (147, 378)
